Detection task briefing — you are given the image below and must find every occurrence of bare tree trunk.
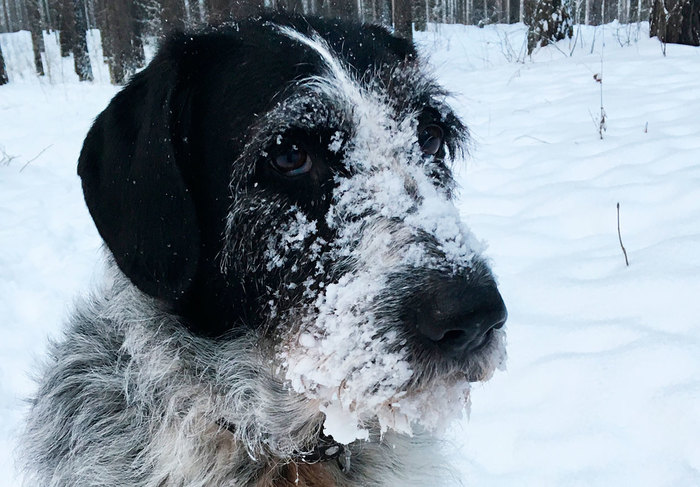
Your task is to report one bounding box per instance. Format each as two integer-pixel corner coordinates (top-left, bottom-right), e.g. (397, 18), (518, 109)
(605, 0), (617, 21)
(360, 0), (377, 22)
(456, 0), (466, 23)
(589, 0), (602, 23)
(205, 0), (227, 22)
(572, 0), (582, 23)
(308, 0), (323, 15)
(84, 0), (96, 28)
(5, 0), (19, 30)
(206, 0), (265, 22)
(2, 0), (12, 31)
(183, 0), (207, 26)
(49, 0), (92, 79)
(651, 0), (667, 39)
(54, 0), (76, 57)
(651, 0), (700, 45)
(378, 0), (392, 25)
(73, 0), (92, 80)
(99, 0), (144, 83)
(278, 0), (303, 13)
(392, 0), (412, 40)
(161, 0), (186, 33)
(0, 44), (8, 84)
(26, 0), (45, 75)
(414, 0), (427, 30)
(630, 0), (638, 19)
(327, 0), (358, 18)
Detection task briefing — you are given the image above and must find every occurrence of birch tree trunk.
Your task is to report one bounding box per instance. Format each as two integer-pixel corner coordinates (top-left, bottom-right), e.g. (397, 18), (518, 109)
(73, 0), (92, 80)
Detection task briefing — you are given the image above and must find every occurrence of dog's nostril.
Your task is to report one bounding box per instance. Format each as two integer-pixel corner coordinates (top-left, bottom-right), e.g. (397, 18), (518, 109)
(493, 311), (507, 330)
(437, 329), (466, 344)
(410, 281), (507, 354)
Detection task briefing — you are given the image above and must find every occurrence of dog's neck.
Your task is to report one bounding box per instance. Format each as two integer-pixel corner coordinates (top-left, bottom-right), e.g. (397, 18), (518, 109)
(219, 419), (350, 472)
(273, 463), (338, 487)
(99, 265), (453, 486)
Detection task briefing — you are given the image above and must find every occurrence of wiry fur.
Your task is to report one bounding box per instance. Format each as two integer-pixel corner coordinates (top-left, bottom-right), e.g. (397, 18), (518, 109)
(22, 12), (506, 487)
(23, 262), (454, 486)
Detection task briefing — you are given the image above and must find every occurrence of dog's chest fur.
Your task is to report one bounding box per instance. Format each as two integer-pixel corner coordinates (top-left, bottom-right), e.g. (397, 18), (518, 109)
(22, 266), (451, 487)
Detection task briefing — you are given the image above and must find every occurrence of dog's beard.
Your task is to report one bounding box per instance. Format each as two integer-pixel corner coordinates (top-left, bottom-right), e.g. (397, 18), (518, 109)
(268, 115), (504, 443)
(225, 30), (507, 443)
(276, 286), (507, 444)
(274, 211), (506, 443)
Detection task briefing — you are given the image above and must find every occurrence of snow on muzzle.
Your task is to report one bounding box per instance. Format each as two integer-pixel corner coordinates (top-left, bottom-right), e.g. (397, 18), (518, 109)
(278, 141), (508, 443)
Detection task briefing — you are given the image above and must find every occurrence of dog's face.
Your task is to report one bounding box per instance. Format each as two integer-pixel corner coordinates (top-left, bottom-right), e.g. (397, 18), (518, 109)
(78, 14), (506, 441)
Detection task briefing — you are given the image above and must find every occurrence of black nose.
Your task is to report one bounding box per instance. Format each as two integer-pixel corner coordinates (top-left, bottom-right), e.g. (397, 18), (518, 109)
(406, 278), (507, 356)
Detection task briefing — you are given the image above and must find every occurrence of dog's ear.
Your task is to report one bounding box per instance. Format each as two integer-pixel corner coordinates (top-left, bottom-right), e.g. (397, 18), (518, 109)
(78, 56), (199, 302)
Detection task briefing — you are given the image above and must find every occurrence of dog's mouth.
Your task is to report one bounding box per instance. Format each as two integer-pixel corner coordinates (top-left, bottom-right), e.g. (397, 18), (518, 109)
(434, 323), (501, 358)
(276, 311), (506, 444)
(406, 321), (507, 383)
(272, 245), (507, 443)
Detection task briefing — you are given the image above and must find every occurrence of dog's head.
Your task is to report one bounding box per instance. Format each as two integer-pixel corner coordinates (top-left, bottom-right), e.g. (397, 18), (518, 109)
(78, 13), (506, 442)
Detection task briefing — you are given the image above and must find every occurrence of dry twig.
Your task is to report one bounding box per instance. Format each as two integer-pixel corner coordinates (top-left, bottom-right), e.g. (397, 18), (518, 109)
(20, 145), (52, 172)
(0, 145), (17, 166)
(617, 202), (629, 267)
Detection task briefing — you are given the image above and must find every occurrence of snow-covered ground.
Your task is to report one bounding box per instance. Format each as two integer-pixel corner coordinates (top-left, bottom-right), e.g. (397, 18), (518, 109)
(1, 22), (699, 486)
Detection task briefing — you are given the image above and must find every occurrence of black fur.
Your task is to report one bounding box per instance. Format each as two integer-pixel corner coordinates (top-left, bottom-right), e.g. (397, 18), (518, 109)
(79, 14), (418, 336)
(25, 12), (507, 487)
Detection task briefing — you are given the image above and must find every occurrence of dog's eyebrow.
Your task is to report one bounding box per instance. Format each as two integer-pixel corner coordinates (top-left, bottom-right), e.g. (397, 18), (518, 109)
(253, 94), (348, 142)
(275, 25), (351, 87)
(273, 25), (371, 114)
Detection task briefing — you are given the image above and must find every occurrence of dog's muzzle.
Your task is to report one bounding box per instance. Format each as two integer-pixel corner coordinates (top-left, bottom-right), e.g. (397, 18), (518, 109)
(399, 271), (507, 358)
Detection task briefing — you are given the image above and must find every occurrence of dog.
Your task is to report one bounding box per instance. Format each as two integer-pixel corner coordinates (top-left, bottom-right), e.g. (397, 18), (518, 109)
(22, 12), (507, 487)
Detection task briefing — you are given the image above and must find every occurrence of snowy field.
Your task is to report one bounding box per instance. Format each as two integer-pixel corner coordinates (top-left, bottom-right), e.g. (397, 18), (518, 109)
(1, 22), (699, 486)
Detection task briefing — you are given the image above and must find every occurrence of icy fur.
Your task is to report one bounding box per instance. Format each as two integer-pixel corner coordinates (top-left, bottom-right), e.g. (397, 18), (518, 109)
(273, 29), (502, 443)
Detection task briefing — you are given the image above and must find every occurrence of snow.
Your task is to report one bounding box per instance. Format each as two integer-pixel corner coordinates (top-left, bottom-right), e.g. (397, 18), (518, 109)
(1, 21), (699, 486)
(0, 29), (110, 84)
(415, 22), (700, 486)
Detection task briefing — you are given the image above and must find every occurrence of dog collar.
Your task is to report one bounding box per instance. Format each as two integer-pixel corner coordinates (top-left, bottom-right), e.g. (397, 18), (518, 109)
(296, 432), (351, 473)
(218, 421), (351, 472)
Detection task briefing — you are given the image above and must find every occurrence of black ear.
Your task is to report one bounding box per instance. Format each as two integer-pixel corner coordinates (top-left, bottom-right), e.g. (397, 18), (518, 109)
(78, 55), (199, 301)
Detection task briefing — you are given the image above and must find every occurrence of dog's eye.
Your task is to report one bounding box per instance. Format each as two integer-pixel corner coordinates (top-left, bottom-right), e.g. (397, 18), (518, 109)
(418, 125), (444, 156)
(271, 145), (313, 176)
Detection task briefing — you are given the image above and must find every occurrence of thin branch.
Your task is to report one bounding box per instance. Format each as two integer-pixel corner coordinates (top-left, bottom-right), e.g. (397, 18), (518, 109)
(0, 145), (17, 166)
(598, 23), (606, 140)
(19, 145), (53, 172)
(617, 202), (629, 267)
(570, 24), (582, 56)
(514, 134), (551, 144)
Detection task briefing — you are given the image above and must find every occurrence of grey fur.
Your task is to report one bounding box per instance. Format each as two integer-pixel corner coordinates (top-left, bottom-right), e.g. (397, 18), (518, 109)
(22, 261), (456, 486)
(21, 22), (505, 487)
